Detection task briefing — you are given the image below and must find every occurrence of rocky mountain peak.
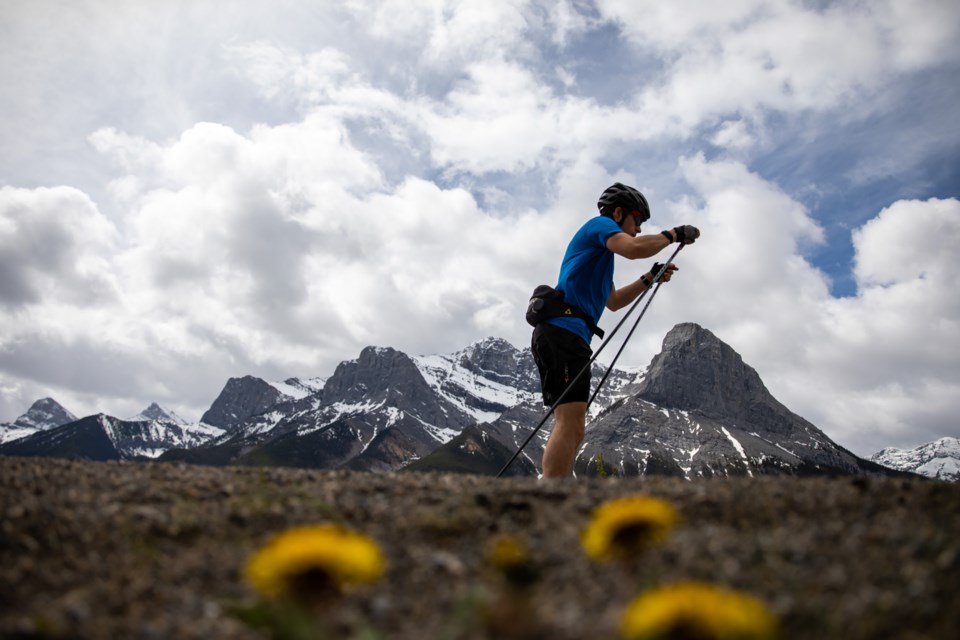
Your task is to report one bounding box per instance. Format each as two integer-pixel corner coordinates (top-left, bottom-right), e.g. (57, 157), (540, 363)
(636, 323), (773, 421)
(14, 398), (77, 430)
(322, 346), (426, 403)
(467, 336), (516, 355)
(200, 376), (287, 430)
(130, 403), (186, 425)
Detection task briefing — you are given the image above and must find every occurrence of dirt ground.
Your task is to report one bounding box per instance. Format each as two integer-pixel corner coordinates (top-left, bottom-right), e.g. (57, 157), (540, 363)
(1, 456), (958, 639)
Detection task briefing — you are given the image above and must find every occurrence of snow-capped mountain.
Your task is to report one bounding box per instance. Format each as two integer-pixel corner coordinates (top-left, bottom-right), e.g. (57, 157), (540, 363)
(572, 323), (897, 478)
(0, 414), (225, 460)
(199, 375), (292, 430)
(163, 344), (481, 471)
(269, 377), (326, 400)
(126, 403), (187, 425)
(416, 324), (903, 478)
(870, 438), (960, 482)
(0, 398), (77, 444)
(2, 327), (912, 478)
(412, 337), (542, 423)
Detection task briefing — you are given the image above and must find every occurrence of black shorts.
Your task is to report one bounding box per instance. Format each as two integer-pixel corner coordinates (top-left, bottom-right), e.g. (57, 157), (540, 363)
(531, 323), (592, 406)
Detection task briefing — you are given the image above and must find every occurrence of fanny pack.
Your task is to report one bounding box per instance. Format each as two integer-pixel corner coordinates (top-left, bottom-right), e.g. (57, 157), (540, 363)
(525, 285), (604, 338)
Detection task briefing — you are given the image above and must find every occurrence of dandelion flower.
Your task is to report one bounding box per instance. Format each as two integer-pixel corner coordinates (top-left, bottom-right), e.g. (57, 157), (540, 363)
(245, 524), (385, 601)
(486, 534), (539, 590)
(620, 581), (778, 640)
(486, 534), (528, 569)
(581, 495), (678, 561)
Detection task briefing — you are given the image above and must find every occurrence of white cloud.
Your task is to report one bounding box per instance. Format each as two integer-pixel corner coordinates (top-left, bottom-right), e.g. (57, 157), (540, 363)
(604, 0), (960, 135)
(710, 119), (755, 151)
(421, 60), (564, 173)
(0, 110), (564, 419)
(223, 42), (353, 108)
(353, 0), (538, 68)
(853, 198), (960, 286)
(0, 186), (120, 308)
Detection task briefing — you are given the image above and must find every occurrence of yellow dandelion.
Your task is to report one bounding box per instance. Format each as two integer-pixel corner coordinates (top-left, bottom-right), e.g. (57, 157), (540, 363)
(486, 534), (529, 570)
(620, 581), (778, 640)
(581, 495), (678, 561)
(485, 534), (539, 589)
(245, 524), (385, 601)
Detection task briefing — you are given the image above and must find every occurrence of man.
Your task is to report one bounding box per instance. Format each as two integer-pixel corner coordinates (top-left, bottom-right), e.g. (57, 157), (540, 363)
(532, 182), (700, 478)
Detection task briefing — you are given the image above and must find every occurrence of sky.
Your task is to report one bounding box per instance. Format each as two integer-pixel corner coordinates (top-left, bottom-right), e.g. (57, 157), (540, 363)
(1, 0), (958, 457)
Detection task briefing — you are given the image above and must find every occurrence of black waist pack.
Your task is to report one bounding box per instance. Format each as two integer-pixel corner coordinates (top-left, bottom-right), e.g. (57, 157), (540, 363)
(525, 285), (604, 338)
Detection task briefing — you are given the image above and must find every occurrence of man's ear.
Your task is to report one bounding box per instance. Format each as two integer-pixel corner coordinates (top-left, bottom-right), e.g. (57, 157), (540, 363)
(612, 207), (624, 223)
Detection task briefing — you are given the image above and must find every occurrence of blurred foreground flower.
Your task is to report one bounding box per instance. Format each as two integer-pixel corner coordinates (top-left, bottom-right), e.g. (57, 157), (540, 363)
(483, 534), (543, 638)
(581, 495), (678, 561)
(485, 534), (539, 591)
(245, 524), (385, 601)
(620, 581), (778, 640)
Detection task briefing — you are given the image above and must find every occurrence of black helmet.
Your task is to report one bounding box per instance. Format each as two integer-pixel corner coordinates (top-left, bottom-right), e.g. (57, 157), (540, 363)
(597, 182), (650, 222)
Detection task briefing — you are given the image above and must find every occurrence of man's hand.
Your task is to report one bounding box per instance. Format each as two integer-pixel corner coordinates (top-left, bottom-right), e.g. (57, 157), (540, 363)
(662, 225), (700, 245)
(673, 225), (700, 245)
(640, 262), (678, 287)
(650, 262), (678, 283)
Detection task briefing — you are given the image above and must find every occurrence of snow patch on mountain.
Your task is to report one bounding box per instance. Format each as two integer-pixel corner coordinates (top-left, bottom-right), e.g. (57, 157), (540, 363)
(126, 403), (187, 425)
(871, 437), (960, 481)
(96, 414), (225, 458)
(270, 377), (326, 400)
(413, 352), (535, 423)
(1, 398), (78, 444)
(0, 425), (38, 445)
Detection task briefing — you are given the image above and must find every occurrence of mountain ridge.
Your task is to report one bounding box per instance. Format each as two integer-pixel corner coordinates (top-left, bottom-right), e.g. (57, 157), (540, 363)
(0, 327), (936, 479)
(870, 437), (960, 481)
(0, 398), (77, 444)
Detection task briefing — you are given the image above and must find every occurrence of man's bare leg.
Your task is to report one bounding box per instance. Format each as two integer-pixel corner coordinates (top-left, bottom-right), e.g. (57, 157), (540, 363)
(541, 401), (587, 478)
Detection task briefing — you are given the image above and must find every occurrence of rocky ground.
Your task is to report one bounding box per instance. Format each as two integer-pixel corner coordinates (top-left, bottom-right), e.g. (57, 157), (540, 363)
(1, 456), (958, 639)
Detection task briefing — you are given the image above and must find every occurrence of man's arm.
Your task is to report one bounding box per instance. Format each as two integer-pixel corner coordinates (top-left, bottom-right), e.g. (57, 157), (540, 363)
(605, 230), (672, 259)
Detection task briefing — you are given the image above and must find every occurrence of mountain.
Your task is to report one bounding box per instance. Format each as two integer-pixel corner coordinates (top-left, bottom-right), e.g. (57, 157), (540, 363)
(870, 438), (960, 481)
(418, 324), (905, 479)
(0, 414), (224, 461)
(0, 398), (77, 444)
(161, 343), (486, 470)
(573, 323), (902, 478)
(403, 423), (539, 476)
(162, 337), (639, 473)
(127, 403), (187, 425)
(200, 375), (307, 430)
(3, 327), (910, 479)
(413, 337), (542, 422)
(268, 377), (327, 400)
(411, 359), (641, 476)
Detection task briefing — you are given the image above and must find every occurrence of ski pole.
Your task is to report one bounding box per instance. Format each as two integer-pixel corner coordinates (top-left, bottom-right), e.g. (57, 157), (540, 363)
(497, 243), (684, 477)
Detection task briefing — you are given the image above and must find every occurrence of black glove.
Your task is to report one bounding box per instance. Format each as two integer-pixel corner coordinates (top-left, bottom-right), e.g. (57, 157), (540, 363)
(650, 262), (666, 280)
(662, 225), (700, 244)
(673, 225), (699, 245)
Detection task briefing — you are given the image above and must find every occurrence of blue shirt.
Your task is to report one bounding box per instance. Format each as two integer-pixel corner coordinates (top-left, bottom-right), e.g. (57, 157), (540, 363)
(545, 216), (623, 345)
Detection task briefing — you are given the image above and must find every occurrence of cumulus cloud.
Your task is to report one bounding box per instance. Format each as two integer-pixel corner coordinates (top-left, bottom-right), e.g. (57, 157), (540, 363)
(853, 198), (960, 286)
(800, 199), (960, 451)
(0, 186), (119, 308)
(604, 0), (960, 135)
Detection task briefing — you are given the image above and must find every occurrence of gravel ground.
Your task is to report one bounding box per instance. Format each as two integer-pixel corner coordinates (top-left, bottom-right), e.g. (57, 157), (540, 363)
(1, 456), (958, 640)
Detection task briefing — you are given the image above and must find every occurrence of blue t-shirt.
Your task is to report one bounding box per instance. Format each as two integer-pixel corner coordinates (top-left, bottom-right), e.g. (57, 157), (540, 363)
(545, 216), (623, 345)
